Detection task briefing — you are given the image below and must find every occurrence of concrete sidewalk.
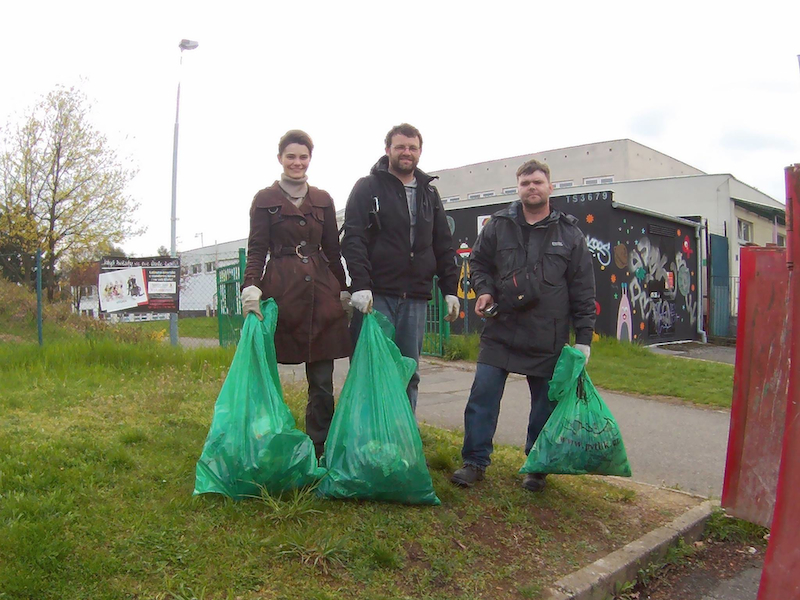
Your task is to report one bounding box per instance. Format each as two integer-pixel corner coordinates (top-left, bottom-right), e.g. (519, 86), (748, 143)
(278, 355), (730, 497)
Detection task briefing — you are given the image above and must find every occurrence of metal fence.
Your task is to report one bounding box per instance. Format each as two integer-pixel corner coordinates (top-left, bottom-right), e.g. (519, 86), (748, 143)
(210, 255), (449, 356)
(0, 250), (43, 345)
(217, 250), (246, 347)
(422, 276), (450, 357)
(709, 275), (740, 339)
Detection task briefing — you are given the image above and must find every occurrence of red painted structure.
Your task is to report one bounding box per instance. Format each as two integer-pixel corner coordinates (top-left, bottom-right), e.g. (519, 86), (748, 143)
(757, 164), (800, 599)
(722, 246), (791, 528)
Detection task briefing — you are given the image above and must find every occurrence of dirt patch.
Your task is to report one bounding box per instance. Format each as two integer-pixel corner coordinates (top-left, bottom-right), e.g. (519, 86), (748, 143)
(635, 537), (764, 599)
(0, 333), (27, 343)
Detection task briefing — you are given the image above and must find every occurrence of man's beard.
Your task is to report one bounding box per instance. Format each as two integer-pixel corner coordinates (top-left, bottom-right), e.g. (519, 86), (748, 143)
(521, 195), (547, 210)
(390, 156), (417, 174)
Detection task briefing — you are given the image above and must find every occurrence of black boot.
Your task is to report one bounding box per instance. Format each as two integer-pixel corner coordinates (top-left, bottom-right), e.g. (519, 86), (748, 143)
(450, 464), (485, 487)
(522, 473), (547, 493)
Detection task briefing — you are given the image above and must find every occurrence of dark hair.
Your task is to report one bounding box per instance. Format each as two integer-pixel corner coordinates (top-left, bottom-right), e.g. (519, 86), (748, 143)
(278, 130), (314, 156)
(516, 159), (551, 181)
(384, 123), (423, 149)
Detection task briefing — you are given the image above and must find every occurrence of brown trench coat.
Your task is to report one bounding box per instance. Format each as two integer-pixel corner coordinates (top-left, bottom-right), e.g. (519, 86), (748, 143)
(243, 182), (352, 364)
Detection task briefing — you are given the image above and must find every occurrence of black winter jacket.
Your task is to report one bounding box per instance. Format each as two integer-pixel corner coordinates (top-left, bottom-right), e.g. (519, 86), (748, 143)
(470, 202), (596, 377)
(341, 156), (459, 300)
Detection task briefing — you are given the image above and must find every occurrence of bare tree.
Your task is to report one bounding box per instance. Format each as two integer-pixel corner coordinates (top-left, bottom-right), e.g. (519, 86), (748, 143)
(1, 86), (143, 298)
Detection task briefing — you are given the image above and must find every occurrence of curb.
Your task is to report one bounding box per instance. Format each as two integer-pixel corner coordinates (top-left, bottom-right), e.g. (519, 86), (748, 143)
(543, 500), (716, 600)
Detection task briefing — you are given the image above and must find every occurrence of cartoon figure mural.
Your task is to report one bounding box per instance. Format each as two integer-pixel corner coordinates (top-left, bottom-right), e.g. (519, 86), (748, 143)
(441, 190), (700, 342)
(616, 282), (633, 342)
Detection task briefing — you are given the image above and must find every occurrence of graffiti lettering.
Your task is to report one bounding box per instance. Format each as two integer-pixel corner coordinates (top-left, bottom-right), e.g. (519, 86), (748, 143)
(627, 235), (697, 328)
(586, 236), (612, 267)
(651, 299), (677, 336)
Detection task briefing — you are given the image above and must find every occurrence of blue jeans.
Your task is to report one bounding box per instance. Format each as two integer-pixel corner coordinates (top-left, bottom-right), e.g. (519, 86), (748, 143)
(461, 362), (553, 468)
(350, 294), (427, 413)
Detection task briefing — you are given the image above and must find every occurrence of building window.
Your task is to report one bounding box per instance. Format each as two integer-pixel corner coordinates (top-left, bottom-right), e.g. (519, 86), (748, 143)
(468, 190), (494, 200)
(583, 176), (614, 185)
(191, 264), (201, 274)
(553, 181), (573, 189)
(737, 219), (753, 244)
(502, 187), (517, 195)
(442, 196), (460, 203)
(777, 234), (786, 247)
(205, 261), (215, 272)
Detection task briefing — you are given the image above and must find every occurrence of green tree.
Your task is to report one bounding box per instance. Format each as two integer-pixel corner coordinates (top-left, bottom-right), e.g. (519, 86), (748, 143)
(157, 245), (170, 257)
(0, 86), (143, 299)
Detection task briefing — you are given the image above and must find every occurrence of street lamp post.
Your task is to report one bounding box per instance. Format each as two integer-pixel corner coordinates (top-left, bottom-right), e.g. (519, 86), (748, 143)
(169, 38), (199, 346)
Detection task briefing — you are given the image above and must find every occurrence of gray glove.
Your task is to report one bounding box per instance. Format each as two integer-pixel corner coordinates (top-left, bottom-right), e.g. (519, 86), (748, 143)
(241, 285), (263, 320)
(574, 343), (591, 365)
(340, 291), (353, 318)
(444, 295), (460, 322)
(350, 290), (373, 314)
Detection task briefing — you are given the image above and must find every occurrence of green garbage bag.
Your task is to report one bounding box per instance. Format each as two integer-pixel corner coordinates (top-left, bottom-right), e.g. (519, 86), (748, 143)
(520, 346), (632, 477)
(317, 311), (440, 505)
(194, 299), (324, 499)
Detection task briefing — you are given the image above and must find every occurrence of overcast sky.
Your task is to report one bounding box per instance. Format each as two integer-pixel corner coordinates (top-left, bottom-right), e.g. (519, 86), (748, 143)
(2, 1), (799, 257)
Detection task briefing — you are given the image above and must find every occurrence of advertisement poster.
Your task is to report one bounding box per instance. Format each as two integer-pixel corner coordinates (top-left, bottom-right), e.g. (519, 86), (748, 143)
(98, 267), (148, 312)
(99, 256), (180, 313)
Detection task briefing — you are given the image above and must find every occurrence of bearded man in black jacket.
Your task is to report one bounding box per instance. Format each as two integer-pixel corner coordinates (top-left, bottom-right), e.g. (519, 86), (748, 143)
(450, 159), (596, 492)
(341, 123), (459, 413)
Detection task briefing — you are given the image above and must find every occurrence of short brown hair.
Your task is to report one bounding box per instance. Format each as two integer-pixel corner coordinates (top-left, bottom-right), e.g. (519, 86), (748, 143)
(278, 130), (314, 156)
(516, 159), (550, 181)
(385, 123), (423, 149)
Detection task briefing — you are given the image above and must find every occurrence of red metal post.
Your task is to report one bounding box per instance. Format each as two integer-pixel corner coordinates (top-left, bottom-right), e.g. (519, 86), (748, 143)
(721, 247), (790, 527)
(758, 164), (800, 599)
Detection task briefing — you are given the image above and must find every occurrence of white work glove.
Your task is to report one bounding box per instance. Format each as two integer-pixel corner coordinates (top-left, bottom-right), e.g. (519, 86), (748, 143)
(444, 294), (460, 322)
(241, 285), (263, 320)
(340, 291), (353, 318)
(350, 289), (373, 314)
(574, 343), (591, 365)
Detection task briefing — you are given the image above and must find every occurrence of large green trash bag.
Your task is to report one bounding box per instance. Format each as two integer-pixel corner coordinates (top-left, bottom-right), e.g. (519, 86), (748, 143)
(193, 299), (324, 499)
(317, 311), (440, 505)
(520, 346), (632, 477)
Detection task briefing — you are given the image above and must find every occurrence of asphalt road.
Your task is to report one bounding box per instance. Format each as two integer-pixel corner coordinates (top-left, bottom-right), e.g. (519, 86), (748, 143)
(277, 353), (732, 497)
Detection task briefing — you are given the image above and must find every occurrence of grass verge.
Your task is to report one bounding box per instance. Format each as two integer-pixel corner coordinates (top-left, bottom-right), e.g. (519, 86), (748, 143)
(443, 334), (734, 408)
(130, 316), (219, 340)
(1, 340), (695, 600)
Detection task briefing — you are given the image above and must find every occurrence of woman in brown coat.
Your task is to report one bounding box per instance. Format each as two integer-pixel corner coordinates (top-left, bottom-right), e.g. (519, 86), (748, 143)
(241, 130), (352, 458)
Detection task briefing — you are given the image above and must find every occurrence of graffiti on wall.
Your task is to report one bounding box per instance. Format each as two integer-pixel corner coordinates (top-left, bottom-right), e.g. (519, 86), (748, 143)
(627, 235), (696, 330)
(586, 235), (612, 268)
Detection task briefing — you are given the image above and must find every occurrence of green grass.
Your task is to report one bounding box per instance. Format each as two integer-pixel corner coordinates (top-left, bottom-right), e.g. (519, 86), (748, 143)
(442, 334), (734, 408)
(129, 316), (219, 339)
(0, 339), (692, 600)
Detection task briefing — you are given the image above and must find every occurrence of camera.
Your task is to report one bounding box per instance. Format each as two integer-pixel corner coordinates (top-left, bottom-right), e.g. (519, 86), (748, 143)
(483, 303), (499, 318)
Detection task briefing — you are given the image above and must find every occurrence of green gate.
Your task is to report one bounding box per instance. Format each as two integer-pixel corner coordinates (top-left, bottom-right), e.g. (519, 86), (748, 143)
(217, 248), (246, 347)
(422, 276), (450, 357)
(217, 254), (449, 355)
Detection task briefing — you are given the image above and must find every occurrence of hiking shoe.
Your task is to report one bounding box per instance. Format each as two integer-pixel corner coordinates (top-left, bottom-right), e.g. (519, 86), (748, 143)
(450, 464), (485, 487)
(522, 473), (547, 493)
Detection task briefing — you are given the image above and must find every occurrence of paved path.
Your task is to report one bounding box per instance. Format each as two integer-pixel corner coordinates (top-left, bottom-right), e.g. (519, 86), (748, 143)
(278, 356), (731, 497)
(414, 359), (730, 497)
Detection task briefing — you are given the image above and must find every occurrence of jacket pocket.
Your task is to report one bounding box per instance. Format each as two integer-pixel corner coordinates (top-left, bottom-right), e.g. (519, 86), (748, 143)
(542, 246), (570, 286)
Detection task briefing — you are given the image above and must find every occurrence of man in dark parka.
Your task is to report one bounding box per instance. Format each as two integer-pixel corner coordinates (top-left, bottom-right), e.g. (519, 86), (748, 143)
(341, 123), (460, 412)
(451, 159), (596, 492)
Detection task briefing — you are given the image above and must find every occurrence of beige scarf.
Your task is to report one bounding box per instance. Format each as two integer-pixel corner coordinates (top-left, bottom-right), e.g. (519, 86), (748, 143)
(278, 173), (309, 208)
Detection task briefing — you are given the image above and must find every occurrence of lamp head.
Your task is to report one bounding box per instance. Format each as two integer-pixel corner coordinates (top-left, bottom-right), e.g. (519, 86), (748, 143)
(179, 39), (199, 51)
